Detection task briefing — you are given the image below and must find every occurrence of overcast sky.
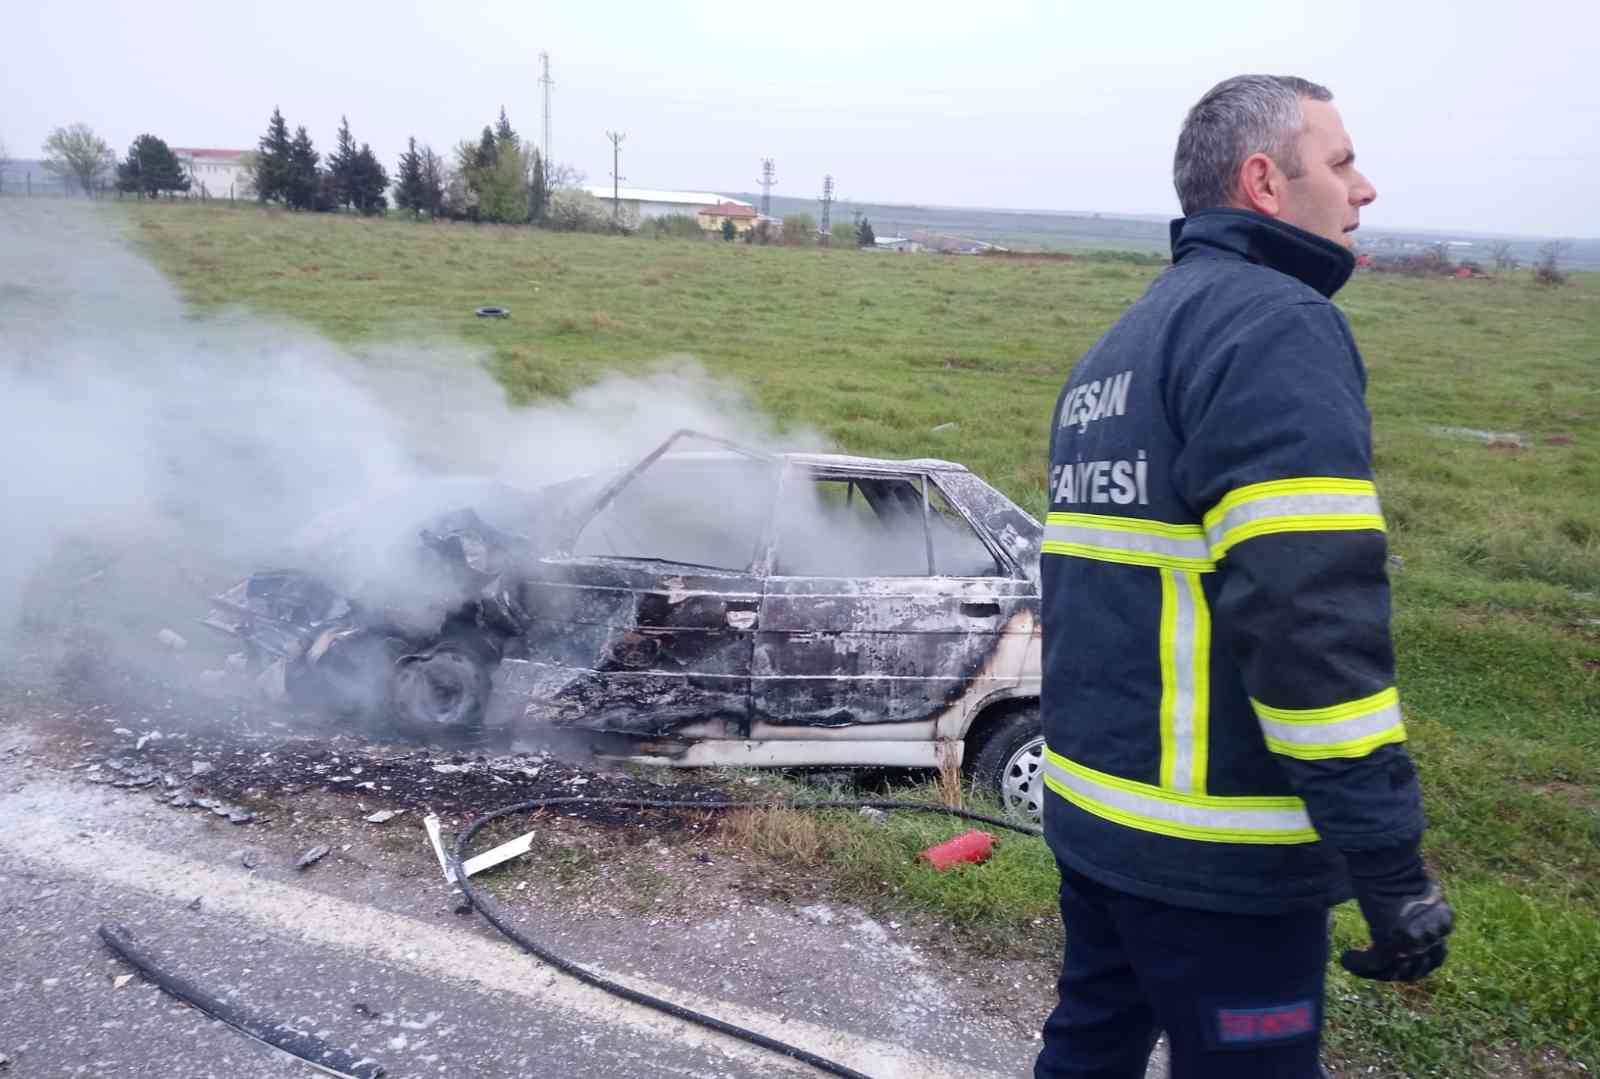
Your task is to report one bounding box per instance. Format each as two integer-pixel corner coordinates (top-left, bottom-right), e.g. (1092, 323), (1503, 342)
(5, 0), (1596, 237)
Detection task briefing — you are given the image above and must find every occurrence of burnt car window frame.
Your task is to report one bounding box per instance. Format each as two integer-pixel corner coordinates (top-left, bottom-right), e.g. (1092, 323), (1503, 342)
(554, 429), (777, 557)
(570, 455), (781, 574)
(764, 463), (1020, 580)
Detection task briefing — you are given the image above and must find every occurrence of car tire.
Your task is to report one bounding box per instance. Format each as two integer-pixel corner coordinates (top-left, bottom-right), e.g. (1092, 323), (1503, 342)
(967, 705), (1045, 826)
(391, 642), (491, 741)
(285, 630), (398, 722)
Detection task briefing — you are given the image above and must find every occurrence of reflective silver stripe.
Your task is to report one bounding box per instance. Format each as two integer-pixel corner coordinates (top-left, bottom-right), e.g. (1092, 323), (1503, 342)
(1160, 569), (1207, 793)
(1258, 700), (1402, 747)
(1043, 521), (1213, 566)
(1042, 753), (1315, 841)
(1205, 492), (1385, 552)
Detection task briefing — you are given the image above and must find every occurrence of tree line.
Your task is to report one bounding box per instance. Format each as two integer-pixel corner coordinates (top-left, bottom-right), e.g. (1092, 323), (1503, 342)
(251, 105), (592, 226)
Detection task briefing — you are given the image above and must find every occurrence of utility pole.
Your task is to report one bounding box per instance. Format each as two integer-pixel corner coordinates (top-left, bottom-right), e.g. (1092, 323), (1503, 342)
(539, 51), (554, 185)
(759, 157), (776, 218)
(819, 174), (834, 246)
(606, 130), (625, 225)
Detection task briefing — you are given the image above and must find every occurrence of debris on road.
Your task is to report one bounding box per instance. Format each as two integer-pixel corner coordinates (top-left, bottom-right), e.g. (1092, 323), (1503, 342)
(296, 844), (331, 870)
(363, 809), (403, 824)
(461, 828), (537, 878)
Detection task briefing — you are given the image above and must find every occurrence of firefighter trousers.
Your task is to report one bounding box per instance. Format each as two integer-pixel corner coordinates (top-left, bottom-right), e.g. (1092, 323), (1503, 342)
(1034, 861), (1330, 1079)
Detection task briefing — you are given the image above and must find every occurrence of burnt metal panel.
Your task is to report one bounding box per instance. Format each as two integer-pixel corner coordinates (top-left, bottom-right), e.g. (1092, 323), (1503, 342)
(493, 559), (760, 738)
(752, 575), (1035, 728)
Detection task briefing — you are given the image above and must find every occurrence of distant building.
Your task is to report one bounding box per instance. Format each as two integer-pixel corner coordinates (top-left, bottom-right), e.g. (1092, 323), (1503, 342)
(697, 201), (759, 235)
(173, 148), (254, 200)
(872, 236), (923, 253)
(581, 186), (752, 223)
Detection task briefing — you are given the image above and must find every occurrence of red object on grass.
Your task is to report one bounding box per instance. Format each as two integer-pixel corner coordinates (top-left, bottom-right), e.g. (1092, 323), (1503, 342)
(920, 829), (996, 870)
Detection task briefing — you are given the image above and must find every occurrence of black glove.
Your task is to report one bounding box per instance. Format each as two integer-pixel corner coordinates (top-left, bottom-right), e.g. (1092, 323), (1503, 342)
(1340, 841), (1454, 982)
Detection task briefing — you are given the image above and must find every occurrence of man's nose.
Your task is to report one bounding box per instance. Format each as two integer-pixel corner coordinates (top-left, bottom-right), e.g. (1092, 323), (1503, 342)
(1352, 169), (1377, 206)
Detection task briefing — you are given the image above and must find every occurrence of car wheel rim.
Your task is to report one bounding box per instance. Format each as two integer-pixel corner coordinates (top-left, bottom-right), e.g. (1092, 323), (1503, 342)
(1001, 736), (1045, 824)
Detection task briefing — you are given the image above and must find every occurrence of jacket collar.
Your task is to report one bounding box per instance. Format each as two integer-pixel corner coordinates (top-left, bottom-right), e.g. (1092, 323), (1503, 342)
(1168, 208), (1355, 298)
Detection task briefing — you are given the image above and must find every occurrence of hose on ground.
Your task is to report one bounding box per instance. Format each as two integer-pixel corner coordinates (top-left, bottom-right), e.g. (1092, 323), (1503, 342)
(97, 922), (385, 1079)
(451, 795), (1043, 1079)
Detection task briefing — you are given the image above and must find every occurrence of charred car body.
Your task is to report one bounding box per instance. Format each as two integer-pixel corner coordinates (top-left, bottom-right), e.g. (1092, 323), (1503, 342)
(206, 432), (1047, 820)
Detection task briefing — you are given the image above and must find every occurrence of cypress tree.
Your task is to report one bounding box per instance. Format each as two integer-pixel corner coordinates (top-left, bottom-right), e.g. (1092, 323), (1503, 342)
(475, 126), (497, 171)
(395, 137), (424, 216)
(329, 115), (358, 209)
(419, 145), (446, 218)
(351, 143), (389, 214)
(528, 146), (549, 222)
(494, 107), (518, 152)
(287, 126), (320, 210)
(254, 107), (293, 204)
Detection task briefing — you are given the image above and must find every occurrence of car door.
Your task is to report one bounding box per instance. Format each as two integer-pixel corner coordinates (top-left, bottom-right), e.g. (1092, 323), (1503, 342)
(485, 453), (775, 742)
(750, 466), (1028, 738)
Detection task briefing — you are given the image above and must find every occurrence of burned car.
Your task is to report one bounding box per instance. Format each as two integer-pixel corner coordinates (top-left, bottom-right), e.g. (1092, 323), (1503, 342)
(205, 432), (1046, 821)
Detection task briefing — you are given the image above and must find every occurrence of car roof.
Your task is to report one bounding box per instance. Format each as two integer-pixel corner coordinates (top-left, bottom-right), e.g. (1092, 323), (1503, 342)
(653, 448), (970, 474)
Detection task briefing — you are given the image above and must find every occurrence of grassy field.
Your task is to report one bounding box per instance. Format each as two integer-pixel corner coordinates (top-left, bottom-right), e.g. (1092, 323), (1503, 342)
(120, 201), (1600, 1077)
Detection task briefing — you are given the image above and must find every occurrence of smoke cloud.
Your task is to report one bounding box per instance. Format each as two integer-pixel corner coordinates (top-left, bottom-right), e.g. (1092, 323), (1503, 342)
(0, 202), (820, 681)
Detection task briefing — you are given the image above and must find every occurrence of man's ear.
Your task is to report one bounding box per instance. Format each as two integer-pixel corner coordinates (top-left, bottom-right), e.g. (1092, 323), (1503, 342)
(1236, 152), (1283, 217)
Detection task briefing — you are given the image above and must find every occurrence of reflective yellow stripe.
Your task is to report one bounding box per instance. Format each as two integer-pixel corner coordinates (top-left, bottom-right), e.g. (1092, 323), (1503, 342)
(1043, 512), (1216, 573)
(1158, 569), (1211, 793)
(1252, 687), (1408, 761)
(1203, 478), (1385, 560)
(1042, 747), (1317, 845)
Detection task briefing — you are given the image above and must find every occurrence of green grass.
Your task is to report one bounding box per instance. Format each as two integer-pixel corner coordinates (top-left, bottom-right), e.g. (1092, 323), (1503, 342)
(120, 200), (1600, 1076)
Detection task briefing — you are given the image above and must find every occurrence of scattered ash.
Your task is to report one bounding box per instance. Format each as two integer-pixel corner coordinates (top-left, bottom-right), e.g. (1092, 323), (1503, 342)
(11, 648), (751, 836)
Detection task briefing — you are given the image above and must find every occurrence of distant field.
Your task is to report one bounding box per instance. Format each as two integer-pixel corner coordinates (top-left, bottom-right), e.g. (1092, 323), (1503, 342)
(121, 201), (1600, 1077)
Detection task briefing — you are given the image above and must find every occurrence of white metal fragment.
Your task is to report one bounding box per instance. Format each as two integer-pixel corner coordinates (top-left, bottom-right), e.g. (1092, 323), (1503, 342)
(422, 814), (456, 884)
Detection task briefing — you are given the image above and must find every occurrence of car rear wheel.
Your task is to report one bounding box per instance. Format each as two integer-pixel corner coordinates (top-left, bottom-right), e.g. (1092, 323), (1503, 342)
(967, 705), (1045, 826)
(391, 643), (490, 741)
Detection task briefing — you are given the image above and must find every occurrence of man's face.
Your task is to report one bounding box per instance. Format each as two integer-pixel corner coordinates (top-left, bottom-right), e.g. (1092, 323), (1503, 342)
(1276, 100), (1377, 247)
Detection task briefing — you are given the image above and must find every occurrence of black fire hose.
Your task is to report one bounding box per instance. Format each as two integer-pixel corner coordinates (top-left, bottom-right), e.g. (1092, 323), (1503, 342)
(451, 796), (1044, 1079)
(97, 922), (385, 1078)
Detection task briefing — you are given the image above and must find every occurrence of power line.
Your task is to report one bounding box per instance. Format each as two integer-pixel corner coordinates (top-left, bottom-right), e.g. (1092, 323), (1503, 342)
(819, 174), (834, 246)
(606, 130), (625, 223)
(759, 157), (776, 218)
(539, 51), (554, 185)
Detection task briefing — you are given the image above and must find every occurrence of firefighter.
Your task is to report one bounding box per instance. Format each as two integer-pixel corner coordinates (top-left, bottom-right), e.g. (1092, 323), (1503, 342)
(1035, 75), (1454, 1078)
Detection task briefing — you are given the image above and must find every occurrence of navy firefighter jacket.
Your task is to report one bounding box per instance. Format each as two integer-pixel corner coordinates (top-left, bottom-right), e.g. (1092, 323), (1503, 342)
(1041, 209), (1425, 914)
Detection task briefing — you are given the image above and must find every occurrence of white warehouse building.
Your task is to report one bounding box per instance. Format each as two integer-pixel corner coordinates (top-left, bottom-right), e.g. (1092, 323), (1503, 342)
(174, 148), (254, 200)
(581, 186), (752, 222)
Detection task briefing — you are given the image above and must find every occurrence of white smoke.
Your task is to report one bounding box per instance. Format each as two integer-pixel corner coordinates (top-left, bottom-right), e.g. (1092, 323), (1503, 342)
(0, 201), (821, 671)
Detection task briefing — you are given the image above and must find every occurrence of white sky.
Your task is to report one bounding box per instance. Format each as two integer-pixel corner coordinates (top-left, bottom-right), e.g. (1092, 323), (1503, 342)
(5, 0), (1597, 237)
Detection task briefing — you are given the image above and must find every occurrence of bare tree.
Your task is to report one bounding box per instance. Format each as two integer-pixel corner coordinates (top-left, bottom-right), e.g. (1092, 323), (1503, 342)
(42, 123), (113, 196)
(546, 160), (586, 189)
(1534, 241), (1568, 286)
(1489, 241), (1519, 272)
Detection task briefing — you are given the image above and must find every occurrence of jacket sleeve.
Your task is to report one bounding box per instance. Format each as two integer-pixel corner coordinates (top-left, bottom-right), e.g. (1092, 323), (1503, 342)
(1170, 300), (1425, 851)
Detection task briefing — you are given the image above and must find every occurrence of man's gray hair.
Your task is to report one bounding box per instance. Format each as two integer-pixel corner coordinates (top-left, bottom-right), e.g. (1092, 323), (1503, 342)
(1173, 75), (1332, 216)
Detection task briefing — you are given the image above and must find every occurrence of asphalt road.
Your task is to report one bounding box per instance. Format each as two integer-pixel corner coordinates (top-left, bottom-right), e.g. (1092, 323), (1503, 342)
(0, 738), (1175, 1079)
